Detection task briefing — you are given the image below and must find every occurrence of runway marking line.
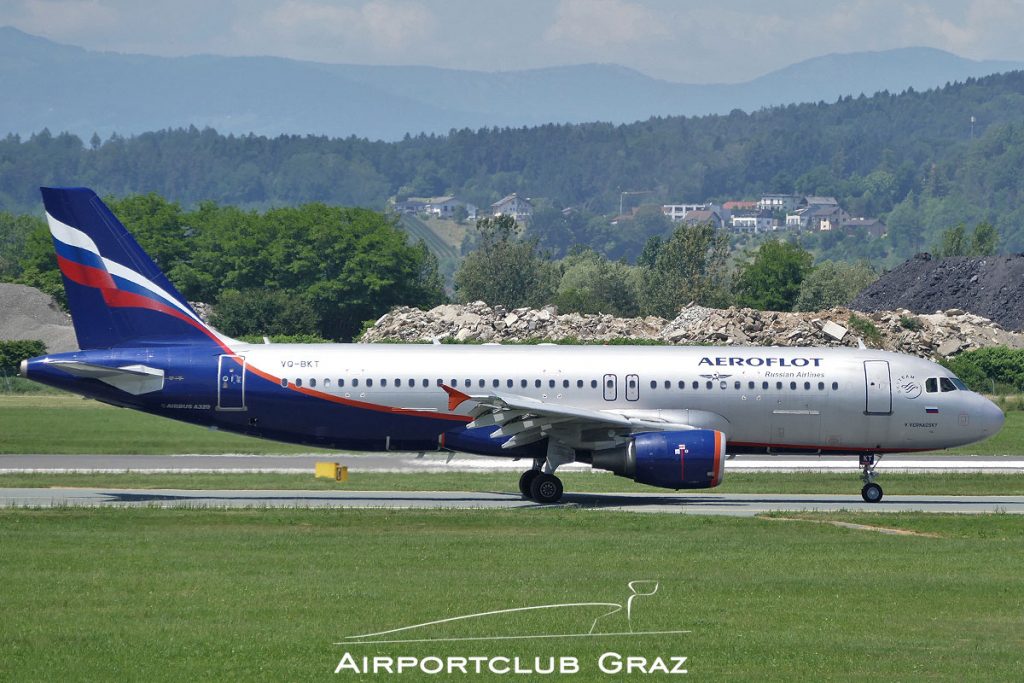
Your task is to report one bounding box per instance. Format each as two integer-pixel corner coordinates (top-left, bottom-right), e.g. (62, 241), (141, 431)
(764, 516), (943, 538)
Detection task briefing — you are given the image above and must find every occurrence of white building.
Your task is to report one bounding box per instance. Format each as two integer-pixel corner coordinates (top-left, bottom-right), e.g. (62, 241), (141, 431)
(730, 212), (777, 233)
(491, 193), (534, 222)
(662, 203), (709, 222)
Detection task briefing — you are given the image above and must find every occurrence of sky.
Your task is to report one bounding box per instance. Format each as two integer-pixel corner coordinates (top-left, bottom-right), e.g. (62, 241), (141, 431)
(3, 0), (1024, 82)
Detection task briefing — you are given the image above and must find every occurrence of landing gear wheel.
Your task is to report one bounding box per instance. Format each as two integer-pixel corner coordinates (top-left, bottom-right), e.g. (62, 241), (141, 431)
(519, 470), (541, 498)
(861, 482), (883, 503)
(529, 473), (563, 504)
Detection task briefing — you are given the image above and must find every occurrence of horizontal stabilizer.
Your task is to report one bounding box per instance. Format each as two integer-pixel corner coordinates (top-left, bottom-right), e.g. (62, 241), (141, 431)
(48, 361), (165, 395)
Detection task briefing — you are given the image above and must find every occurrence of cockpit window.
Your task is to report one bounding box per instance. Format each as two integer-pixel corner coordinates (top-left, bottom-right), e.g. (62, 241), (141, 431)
(940, 377), (957, 392)
(950, 378), (968, 391)
(925, 378), (938, 393)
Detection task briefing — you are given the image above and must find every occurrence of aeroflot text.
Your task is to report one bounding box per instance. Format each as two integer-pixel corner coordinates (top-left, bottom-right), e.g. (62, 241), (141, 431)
(333, 652), (688, 675)
(698, 356), (823, 368)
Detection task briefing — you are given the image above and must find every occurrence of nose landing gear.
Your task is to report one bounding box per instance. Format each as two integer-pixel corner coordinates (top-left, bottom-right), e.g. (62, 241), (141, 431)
(859, 453), (883, 502)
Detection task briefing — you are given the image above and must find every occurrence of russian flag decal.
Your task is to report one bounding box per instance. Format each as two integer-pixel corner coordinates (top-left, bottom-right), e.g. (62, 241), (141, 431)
(925, 407), (939, 414)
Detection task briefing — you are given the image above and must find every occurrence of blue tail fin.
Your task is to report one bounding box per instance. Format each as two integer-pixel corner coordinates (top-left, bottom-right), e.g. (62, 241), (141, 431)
(40, 187), (224, 350)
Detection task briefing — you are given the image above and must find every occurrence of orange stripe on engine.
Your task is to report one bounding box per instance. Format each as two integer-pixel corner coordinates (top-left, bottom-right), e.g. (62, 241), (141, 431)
(712, 430), (723, 487)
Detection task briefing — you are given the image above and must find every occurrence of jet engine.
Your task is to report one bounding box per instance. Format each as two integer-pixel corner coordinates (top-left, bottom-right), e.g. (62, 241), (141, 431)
(589, 429), (726, 489)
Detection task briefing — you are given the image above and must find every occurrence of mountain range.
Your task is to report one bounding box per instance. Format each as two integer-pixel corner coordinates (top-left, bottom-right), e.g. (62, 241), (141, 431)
(2, 26), (1023, 141)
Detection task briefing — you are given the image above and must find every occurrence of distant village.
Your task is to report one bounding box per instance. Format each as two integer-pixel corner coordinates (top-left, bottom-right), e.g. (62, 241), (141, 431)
(392, 191), (887, 239)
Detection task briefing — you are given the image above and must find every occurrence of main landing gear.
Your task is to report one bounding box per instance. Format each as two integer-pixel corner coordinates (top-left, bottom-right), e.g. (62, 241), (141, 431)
(518, 468), (564, 504)
(859, 453), (883, 503)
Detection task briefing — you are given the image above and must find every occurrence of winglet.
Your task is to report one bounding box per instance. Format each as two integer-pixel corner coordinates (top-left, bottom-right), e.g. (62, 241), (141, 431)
(440, 383), (471, 411)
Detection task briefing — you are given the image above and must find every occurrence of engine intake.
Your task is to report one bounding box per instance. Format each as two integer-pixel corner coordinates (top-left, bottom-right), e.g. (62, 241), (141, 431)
(591, 429), (726, 490)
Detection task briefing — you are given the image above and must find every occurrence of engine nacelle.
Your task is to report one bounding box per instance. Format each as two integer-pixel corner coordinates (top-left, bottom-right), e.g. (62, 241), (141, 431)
(590, 429), (726, 490)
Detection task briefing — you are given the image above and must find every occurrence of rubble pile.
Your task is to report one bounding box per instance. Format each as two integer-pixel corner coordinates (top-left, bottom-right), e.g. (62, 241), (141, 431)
(361, 302), (1024, 359)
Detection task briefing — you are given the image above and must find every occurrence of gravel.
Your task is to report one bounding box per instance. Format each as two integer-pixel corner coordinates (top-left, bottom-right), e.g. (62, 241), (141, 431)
(851, 253), (1024, 331)
(0, 283), (77, 353)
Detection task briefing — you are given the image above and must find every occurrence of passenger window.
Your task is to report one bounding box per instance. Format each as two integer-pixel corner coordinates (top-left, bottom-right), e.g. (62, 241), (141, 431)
(832, 382), (839, 390)
(352, 378), (359, 387)
(409, 378), (415, 387)
(521, 379), (528, 388)
(762, 381), (768, 390)
(591, 380), (598, 388)
(549, 379), (555, 388)
(650, 380), (657, 389)
(817, 382), (824, 390)
(493, 379), (500, 388)
(734, 381), (741, 390)
(606, 379), (613, 388)
(478, 379), (485, 388)
(665, 380), (672, 389)
(535, 379), (541, 388)
(366, 379), (373, 387)
(339, 379), (345, 387)
(324, 378), (331, 387)
(436, 379), (443, 386)
(804, 382), (810, 390)
(776, 382), (783, 390)
(679, 380), (685, 389)
(577, 380), (583, 388)
(628, 378), (636, 389)
(507, 379), (513, 388)
(422, 379), (429, 387)
(465, 379), (472, 388)
(706, 381), (713, 389)
(692, 381), (699, 389)
(309, 378), (317, 388)
(380, 379), (386, 387)
(925, 378), (937, 393)
(748, 381), (755, 390)
(295, 378), (303, 388)
(563, 379), (569, 388)
(280, 378), (288, 387)
(393, 379), (400, 387)
(940, 377), (957, 392)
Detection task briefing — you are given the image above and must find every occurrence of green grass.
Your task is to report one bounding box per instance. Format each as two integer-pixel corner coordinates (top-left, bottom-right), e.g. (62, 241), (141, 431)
(0, 508), (1021, 680)
(2, 395), (1022, 456)
(0, 396), (315, 454)
(5, 471), (1024, 496)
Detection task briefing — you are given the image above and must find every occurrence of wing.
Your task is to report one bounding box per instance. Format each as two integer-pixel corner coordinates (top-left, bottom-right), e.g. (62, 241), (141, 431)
(441, 384), (703, 450)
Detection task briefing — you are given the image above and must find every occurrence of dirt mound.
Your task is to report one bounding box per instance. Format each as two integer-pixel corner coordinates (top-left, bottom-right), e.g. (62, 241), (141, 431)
(851, 253), (1024, 331)
(0, 283), (77, 353)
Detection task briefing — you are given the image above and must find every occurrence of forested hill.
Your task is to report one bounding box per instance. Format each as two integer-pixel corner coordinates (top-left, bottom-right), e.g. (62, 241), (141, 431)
(3, 69), (1024, 253)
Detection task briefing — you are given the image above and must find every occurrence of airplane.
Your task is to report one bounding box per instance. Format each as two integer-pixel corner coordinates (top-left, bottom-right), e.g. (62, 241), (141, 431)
(20, 187), (1005, 504)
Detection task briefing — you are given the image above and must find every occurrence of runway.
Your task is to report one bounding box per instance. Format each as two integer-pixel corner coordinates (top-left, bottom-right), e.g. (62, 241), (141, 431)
(2, 488), (1022, 515)
(2, 453), (1023, 473)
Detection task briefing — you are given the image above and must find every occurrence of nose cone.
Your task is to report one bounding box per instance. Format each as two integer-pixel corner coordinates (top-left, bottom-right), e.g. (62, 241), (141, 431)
(979, 398), (1005, 439)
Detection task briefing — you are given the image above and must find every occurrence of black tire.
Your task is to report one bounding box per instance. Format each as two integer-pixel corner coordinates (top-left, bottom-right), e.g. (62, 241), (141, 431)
(529, 473), (564, 504)
(519, 470), (541, 498)
(861, 483), (883, 503)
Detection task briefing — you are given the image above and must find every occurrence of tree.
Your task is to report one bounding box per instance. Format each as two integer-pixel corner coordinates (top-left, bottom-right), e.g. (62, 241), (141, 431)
(454, 215), (557, 308)
(794, 261), (878, 311)
(638, 223), (731, 318)
(970, 221), (998, 256)
(554, 249), (640, 317)
(734, 240), (813, 311)
(0, 212), (45, 281)
(935, 224), (967, 257)
(210, 289), (319, 338)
